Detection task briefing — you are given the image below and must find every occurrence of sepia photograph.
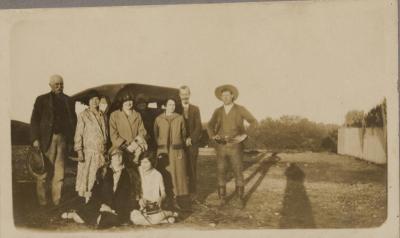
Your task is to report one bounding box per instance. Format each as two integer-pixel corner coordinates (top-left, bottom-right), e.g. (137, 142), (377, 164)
(0, 0), (399, 237)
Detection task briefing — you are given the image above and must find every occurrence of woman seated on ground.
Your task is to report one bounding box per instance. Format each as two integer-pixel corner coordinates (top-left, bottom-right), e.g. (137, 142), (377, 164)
(130, 151), (178, 225)
(61, 147), (132, 229)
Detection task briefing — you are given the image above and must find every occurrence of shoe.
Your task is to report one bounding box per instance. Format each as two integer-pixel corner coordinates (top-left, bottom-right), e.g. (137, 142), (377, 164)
(167, 217), (176, 223)
(236, 186), (245, 209)
(61, 212), (69, 219)
(218, 186), (226, 207)
(61, 211), (76, 219)
(172, 198), (183, 211)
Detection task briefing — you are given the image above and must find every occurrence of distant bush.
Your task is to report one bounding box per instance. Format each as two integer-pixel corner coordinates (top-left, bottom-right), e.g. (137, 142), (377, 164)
(246, 115), (338, 152)
(344, 110), (364, 127)
(320, 130), (338, 153)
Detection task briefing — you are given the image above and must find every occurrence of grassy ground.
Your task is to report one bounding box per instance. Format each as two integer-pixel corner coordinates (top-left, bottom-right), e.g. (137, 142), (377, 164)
(12, 147), (387, 230)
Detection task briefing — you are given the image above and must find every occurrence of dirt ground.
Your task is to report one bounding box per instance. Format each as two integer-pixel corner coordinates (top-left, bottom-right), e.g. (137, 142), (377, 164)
(12, 149), (387, 230)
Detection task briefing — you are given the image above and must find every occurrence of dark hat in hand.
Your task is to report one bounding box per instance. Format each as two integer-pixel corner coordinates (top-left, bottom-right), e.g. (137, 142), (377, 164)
(27, 147), (47, 177)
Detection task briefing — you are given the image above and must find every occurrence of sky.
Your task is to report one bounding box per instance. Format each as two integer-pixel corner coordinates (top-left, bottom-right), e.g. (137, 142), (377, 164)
(9, 1), (394, 125)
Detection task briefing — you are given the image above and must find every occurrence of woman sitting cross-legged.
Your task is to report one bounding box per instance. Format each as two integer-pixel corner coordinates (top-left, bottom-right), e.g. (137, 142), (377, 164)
(61, 147), (132, 229)
(130, 151), (178, 226)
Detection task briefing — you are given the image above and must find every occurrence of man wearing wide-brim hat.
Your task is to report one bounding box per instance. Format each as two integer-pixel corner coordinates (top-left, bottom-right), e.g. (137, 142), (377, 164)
(207, 84), (258, 208)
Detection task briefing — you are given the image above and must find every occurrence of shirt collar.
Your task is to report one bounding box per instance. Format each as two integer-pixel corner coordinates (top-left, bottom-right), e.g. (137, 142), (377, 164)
(111, 164), (125, 173)
(223, 103), (234, 114)
(224, 103), (234, 110)
(182, 103), (190, 108)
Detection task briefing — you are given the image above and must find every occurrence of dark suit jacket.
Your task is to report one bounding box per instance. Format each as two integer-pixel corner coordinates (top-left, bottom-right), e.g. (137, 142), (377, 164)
(182, 104), (202, 145)
(30, 92), (77, 152)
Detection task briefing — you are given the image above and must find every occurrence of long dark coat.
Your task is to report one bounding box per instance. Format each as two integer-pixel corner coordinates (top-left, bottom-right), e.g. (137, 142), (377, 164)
(30, 92), (76, 152)
(182, 104), (202, 145)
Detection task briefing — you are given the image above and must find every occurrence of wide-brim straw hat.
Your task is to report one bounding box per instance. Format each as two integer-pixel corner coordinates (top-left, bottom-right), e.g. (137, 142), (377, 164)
(214, 84), (239, 101)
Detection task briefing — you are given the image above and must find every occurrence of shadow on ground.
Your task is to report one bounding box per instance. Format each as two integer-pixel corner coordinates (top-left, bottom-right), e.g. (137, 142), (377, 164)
(279, 163), (315, 228)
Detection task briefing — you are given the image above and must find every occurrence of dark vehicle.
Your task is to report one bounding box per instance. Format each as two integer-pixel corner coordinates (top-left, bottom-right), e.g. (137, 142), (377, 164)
(72, 83), (181, 114)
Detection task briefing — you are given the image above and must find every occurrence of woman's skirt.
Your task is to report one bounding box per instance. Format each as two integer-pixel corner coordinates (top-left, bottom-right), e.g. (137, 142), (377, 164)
(75, 150), (106, 200)
(157, 148), (189, 197)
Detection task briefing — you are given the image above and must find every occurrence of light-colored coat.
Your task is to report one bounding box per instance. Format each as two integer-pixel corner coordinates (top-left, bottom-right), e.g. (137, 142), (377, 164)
(154, 112), (189, 196)
(109, 109), (147, 148)
(74, 109), (108, 153)
(74, 108), (108, 200)
(154, 112), (187, 152)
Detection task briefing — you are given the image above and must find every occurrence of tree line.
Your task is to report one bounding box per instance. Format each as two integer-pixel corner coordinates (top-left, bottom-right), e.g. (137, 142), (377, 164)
(245, 115), (339, 152)
(344, 99), (387, 128)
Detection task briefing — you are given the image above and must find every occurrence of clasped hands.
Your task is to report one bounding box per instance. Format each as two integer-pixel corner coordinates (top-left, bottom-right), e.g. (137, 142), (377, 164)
(126, 136), (148, 153)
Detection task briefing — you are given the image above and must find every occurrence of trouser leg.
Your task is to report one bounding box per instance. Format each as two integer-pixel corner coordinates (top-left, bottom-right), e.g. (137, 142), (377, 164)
(186, 146), (199, 194)
(228, 145), (245, 208)
(51, 134), (66, 205)
(37, 134), (56, 206)
(216, 145), (227, 187)
(216, 145), (228, 207)
(36, 173), (48, 206)
(229, 145), (244, 187)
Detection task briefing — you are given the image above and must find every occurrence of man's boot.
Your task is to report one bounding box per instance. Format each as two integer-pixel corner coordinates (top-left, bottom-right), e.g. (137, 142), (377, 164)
(171, 197), (183, 211)
(218, 186), (226, 207)
(237, 186), (245, 209)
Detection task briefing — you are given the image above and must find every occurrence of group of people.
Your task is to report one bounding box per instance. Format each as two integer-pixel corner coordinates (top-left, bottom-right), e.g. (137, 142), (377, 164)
(29, 74), (258, 228)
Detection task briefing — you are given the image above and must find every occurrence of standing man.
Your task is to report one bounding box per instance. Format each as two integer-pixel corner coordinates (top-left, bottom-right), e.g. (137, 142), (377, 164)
(30, 74), (77, 206)
(179, 86), (202, 203)
(207, 84), (258, 208)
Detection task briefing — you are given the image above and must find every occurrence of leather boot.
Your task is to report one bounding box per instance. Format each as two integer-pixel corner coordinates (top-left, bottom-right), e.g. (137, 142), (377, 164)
(218, 186), (226, 207)
(172, 197), (182, 211)
(237, 186), (245, 209)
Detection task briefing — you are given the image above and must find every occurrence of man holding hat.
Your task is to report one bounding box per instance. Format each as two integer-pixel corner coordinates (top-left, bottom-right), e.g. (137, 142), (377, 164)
(207, 84), (258, 208)
(30, 74), (77, 206)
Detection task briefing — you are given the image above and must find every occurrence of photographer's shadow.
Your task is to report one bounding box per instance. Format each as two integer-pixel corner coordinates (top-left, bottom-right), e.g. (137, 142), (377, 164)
(279, 163), (315, 228)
